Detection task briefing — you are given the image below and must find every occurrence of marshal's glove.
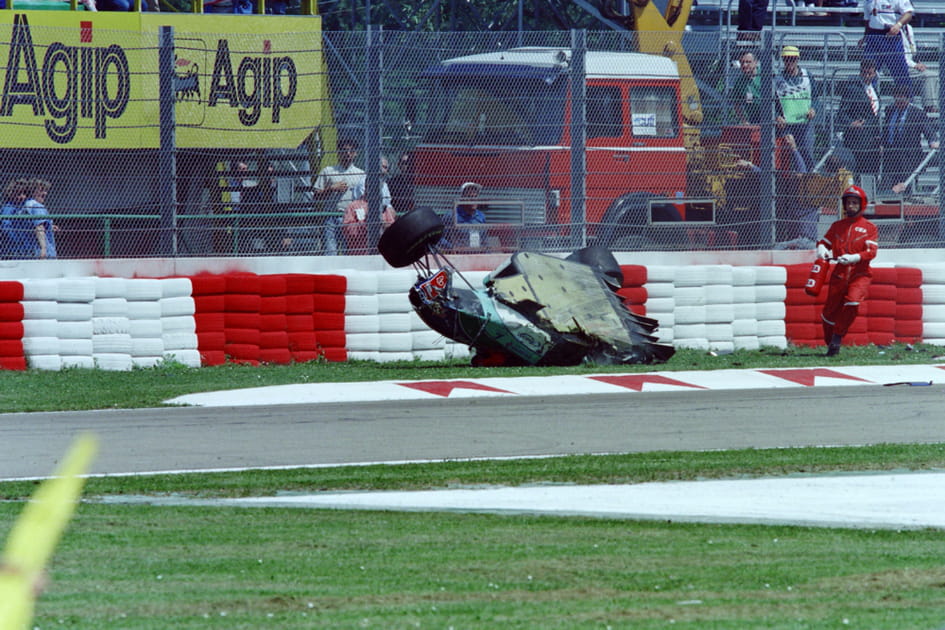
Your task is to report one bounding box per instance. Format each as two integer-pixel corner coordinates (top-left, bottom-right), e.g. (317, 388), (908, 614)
(816, 243), (831, 260)
(837, 253), (861, 265)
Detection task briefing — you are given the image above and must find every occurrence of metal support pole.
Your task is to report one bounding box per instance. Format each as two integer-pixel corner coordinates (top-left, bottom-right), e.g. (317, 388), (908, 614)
(158, 26), (178, 256)
(938, 32), (945, 245)
(760, 31), (777, 248)
(365, 25), (384, 251)
(570, 29), (587, 250)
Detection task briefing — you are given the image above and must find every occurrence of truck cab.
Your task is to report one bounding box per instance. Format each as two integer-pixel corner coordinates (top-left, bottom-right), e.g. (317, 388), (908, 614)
(412, 47), (705, 250)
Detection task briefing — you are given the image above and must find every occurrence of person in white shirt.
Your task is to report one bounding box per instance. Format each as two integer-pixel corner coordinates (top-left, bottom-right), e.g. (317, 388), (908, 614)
(862, 0), (914, 90)
(313, 137), (365, 255)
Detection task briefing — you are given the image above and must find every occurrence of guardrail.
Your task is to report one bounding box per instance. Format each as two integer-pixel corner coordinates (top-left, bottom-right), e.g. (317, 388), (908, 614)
(19, 210), (337, 258)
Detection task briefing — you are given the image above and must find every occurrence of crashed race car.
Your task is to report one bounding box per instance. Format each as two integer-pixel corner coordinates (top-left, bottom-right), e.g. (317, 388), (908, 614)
(377, 209), (675, 366)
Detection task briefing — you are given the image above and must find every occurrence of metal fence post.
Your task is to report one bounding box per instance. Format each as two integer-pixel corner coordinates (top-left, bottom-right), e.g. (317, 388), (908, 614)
(158, 25), (177, 256)
(365, 26), (383, 250)
(570, 29), (587, 250)
(939, 32), (945, 245)
(760, 31), (777, 248)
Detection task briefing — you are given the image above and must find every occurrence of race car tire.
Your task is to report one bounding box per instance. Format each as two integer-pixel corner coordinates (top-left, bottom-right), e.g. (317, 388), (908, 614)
(378, 209), (445, 268)
(566, 246), (624, 288)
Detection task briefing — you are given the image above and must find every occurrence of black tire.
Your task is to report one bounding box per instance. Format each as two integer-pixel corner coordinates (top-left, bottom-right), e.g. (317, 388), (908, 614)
(378, 209), (445, 267)
(595, 192), (652, 249)
(566, 245), (624, 288)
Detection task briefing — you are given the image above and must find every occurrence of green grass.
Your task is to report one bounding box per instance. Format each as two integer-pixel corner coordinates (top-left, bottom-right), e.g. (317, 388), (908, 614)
(0, 342), (942, 412)
(3, 447), (945, 629)
(3, 346), (945, 628)
(12, 503), (945, 629)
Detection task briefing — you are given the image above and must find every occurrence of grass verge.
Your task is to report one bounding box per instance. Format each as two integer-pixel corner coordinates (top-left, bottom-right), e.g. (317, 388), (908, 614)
(1, 448), (945, 628)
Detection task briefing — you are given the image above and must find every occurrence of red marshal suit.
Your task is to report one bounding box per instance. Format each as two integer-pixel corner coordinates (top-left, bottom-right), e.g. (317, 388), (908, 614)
(818, 213), (878, 344)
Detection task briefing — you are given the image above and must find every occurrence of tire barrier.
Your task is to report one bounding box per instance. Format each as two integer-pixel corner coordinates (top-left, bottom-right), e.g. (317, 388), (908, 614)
(784, 264), (926, 348)
(915, 264), (945, 346)
(638, 265), (786, 353)
(0, 263), (939, 371)
(0, 281), (25, 371)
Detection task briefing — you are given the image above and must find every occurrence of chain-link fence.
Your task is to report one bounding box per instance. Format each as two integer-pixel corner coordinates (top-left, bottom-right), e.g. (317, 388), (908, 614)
(2, 19), (944, 258)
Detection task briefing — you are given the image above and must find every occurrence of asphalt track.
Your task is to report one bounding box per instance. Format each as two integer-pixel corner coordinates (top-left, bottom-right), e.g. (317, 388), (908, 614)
(3, 366), (944, 529)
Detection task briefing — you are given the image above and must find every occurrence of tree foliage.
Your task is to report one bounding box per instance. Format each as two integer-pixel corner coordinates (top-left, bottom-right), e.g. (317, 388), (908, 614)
(317, 0), (607, 32)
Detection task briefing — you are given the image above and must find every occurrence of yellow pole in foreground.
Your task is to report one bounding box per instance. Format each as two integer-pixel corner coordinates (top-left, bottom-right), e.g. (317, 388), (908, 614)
(0, 435), (98, 630)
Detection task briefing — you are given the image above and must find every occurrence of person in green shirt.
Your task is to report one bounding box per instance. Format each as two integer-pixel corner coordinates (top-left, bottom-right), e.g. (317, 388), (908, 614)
(732, 50), (763, 125)
(775, 45), (818, 169)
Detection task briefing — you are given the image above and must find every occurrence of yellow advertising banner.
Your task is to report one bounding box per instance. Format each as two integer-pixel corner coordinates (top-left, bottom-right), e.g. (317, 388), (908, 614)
(0, 11), (322, 149)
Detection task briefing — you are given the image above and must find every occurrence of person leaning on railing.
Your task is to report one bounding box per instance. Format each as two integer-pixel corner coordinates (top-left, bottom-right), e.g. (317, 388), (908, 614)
(23, 179), (59, 260)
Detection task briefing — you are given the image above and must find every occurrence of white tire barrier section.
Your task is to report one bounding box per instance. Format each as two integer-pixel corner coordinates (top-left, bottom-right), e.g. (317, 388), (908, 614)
(0, 263), (941, 370)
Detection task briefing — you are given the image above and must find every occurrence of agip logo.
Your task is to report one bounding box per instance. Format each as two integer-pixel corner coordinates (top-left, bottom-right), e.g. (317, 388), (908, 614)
(0, 14), (130, 144)
(174, 38), (298, 128)
(0, 13), (315, 149)
(207, 39), (297, 126)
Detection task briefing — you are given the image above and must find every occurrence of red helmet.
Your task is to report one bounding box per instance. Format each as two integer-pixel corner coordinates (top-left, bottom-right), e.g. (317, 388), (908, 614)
(841, 185), (868, 216)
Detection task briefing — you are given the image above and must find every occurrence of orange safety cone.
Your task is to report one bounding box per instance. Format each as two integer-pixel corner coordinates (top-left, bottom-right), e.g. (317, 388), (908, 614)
(804, 259), (831, 297)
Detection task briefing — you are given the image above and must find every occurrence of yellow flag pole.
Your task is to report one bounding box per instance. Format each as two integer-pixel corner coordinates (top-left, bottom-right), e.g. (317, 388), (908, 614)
(0, 434), (98, 630)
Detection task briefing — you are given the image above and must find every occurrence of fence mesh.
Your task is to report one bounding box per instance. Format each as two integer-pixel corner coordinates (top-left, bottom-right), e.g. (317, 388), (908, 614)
(1, 19), (943, 258)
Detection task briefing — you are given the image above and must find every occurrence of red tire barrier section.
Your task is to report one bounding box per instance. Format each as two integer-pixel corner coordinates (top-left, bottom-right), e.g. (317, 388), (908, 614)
(784, 264), (923, 348)
(0, 281), (26, 370)
(618, 265), (647, 316)
(192, 273), (347, 366)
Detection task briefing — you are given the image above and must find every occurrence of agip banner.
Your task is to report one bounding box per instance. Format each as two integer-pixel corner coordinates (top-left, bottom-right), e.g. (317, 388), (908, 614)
(0, 12), (322, 149)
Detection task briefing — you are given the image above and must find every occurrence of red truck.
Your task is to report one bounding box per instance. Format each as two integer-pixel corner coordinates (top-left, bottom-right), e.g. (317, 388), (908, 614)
(411, 46), (717, 250)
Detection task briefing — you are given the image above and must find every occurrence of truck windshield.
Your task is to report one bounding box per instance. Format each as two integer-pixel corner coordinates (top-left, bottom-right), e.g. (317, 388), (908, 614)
(424, 78), (566, 146)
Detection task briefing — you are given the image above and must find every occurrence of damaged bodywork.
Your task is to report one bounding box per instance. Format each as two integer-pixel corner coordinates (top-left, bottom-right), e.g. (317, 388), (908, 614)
(378, 209), (675, 366)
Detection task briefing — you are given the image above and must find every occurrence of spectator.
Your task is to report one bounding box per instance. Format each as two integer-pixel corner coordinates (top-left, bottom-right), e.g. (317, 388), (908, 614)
(388, 152), (415, 214)
(900, 23), (939, 113)
(775, 45), (818, 169)
(312, 137), (365, 255)
(861, 0), (913, 89)
(341, 193), (396, 254)
(85, 0), (156, 10)
(837, 59), (883, 176)
(442, 182), (488, 251)
(816, 185), (878, 356)
(800, 0), (828, 17)
(24, 179), (58, 259)
(229, 161), (250, 212)
(377, 155), (393, 209)
(734, 135), (818, 248)
(731, 50), (763, 126)
(881, 82), (939, 193)
(0, 179), (31, 259)
(204, 0), (252, 12)
(299, 154), (394, 256)
(777, 134), (819, 248)
(736, 0), (765, 40)
(241, 161), (277, 252)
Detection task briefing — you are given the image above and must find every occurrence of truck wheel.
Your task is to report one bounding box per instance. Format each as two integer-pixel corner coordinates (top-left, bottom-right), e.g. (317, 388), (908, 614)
(378, 209), (445, 267)
(595, 192), (652, 249)
(566, 245), (624, 288)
